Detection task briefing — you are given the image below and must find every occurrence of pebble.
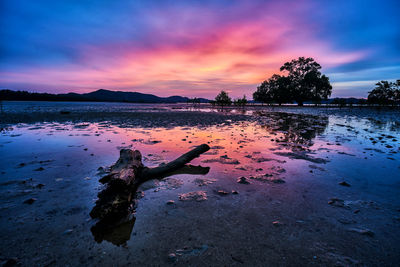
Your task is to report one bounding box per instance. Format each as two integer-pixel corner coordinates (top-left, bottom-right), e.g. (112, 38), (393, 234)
(35, 183), (45, 189)
(339, 181), (351, 187)
(2, 258), (19, 267)
(349, 228), (374, 237)
(217, 190), (229, 196)
(272, 221), (283, 226)
(167, 253), (177, 263)
(237, 176), (250, 184)
(23, 198), (37, 204)
(63, 229), (73, 235)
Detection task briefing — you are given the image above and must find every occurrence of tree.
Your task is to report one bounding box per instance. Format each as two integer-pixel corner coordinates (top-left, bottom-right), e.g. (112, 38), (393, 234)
(367, 80), (399, 106)
(253, 74), (292, 105)
(215, 90), (232, 108)
(280, 57), (332, 106)
(253, 80), (273, 104)
(234, 95), (247, 107)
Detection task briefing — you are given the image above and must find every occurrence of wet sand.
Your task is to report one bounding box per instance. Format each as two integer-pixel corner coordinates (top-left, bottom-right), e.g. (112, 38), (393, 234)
(0, 102), (399, 266)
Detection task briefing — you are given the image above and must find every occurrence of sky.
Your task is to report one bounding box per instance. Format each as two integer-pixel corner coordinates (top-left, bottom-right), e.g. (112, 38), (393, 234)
(1, 0), (399, 98)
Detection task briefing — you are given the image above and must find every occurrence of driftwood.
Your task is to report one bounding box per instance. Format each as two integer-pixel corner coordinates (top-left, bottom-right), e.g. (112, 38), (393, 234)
(90, 144), (210, 245)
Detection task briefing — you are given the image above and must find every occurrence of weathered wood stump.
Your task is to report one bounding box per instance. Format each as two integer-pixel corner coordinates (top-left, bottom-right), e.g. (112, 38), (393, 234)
(90, 144), (210, 244)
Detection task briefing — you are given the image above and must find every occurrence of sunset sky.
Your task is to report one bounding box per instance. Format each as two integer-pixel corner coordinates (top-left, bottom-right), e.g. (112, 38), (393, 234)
(1, 0), (399, 98)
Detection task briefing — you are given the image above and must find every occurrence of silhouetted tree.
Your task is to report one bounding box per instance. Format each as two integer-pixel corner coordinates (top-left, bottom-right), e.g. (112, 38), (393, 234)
(233, 95), (247, 107)
(253, 75), (292, 105)
(253, 80), (273, 105)
(215, 90), (232, 108)
(280, 57), (332, 106)
(367, 80), (400, 106)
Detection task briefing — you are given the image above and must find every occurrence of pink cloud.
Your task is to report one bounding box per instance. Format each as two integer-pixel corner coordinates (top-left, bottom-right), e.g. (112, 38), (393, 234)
(0, 1), (369, 98)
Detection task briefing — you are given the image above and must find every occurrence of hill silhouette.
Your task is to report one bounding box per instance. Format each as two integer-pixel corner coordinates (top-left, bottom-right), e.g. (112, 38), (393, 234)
(0, 89), (210, 103)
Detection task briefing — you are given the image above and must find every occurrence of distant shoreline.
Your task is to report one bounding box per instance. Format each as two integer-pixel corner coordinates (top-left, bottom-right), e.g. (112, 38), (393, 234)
(1, 100), (399, 109)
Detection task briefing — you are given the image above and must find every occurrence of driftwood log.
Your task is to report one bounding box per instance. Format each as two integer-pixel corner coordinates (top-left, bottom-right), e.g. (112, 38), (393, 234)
(90, 144), (210, 245)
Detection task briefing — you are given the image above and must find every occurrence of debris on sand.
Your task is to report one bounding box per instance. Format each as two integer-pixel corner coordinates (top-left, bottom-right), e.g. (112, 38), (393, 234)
(1, 258), (20, 267)
(23, 198), (37, 204)
(274, 151), (329, 164)
(250, 174), (285, 184)
(309, 165), (326, 171)
(166, 200), (175, 205)
(234, 165), (254, 171)
(210, 145), (225, 149)
(175, 245), (209, 257)
(252, 157), (274, 163)
(63, 229), (74, 235)
(143, 139), (162, 145)
(202, 155), (240, 165)
(35, 183), (45, 189)
(217, 190), (229, 196)
(34, 167), (45, 171)
(179, 191), (207, 201)
(237, 176), (250, 184)
(193, 178), (216, 187)
(158, 178), (184, 190)
(348, 228), (375, 237)
(328, 198), (350, 209)
(167, 253), (177, 263)
(339, 181), (351, 187)
(203, 150), (219, 155)
(269, 166), (286, 174)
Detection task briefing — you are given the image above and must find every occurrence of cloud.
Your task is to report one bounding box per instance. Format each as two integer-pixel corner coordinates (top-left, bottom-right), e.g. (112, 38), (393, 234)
(0, 0), (399, 98)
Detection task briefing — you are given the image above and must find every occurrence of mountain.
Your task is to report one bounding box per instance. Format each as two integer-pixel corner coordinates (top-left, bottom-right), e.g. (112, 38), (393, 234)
(0, 89), (210, 103)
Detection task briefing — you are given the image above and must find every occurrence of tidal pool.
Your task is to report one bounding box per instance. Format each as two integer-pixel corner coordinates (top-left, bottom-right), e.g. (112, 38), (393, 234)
(0, 106), (399, 266)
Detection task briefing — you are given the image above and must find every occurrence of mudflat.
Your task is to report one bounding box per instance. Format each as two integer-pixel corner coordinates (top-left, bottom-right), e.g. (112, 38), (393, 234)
(0, 102), (399, 266)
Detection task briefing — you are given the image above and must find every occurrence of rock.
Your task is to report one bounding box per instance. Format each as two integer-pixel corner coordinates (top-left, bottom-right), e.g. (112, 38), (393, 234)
(348, 228), (374, 237)
(202, 155), (240, 165)
(179, 191), (207, 202)
(63, 229), (73, 235)
(232, 190), (239, 195)
(2, 257), (19, 267)
(35, 183), (45, 189)
(167, 253), (177, 263)
(272, 220), (283, 226)
(237, 176), (250, 184)
(193, 178), (216, 186)
(249, 174), (285, 184)
(217, 190), (229, 196)
(328, 198), (349, 209)
(339, 181), (351, 187)
(166, 200), (175, 205)
(23, 198), (37, 204)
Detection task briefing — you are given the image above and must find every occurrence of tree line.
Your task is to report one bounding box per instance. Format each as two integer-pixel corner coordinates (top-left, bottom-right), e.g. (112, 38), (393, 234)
(367, 80), (400, 106)
(213, 57), (332, 107)
(212, 56), (399, 107)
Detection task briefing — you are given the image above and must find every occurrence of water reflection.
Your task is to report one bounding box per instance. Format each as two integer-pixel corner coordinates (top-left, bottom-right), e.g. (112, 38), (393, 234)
(257, 112), (329, 150)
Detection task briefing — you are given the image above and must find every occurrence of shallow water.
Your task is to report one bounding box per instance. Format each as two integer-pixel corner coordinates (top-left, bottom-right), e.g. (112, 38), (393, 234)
(0, 103), (399, 266)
